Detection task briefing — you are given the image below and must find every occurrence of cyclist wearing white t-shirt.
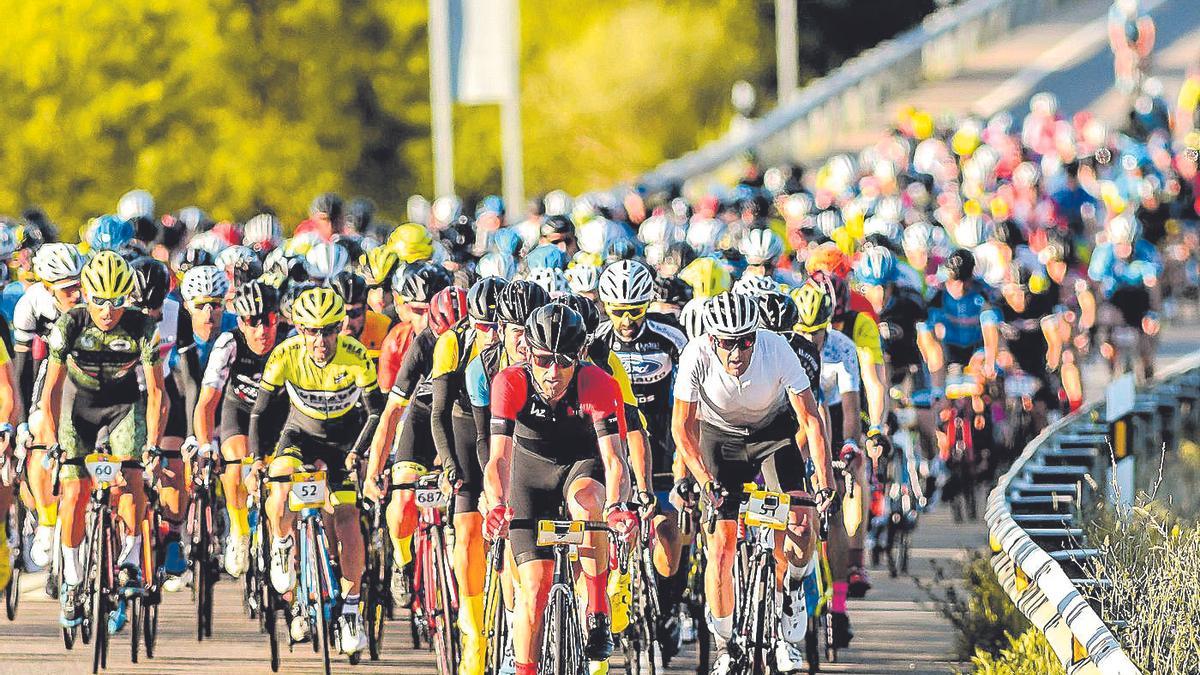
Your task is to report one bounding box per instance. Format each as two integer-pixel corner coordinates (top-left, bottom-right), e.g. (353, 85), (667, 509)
(671, 292), (834, 674)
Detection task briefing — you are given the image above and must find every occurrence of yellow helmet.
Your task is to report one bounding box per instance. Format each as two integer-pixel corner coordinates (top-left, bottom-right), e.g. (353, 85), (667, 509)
(388, 223), (434, 263)
(81, 251), (135, 300)
(361, 246), (400, 287)
(679, 257), (731, 299)
(791, 280), (833, 333)
(291, 287), (346, 329)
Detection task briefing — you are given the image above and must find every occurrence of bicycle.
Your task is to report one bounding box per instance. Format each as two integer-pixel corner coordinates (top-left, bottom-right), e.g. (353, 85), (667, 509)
(139, 461), (165, 659)
(248, 465), (285, 673)
(2, 440), (29, 620)
(184, 444), (222, 641)
(482, 537), (510, 675)
(940, 370), (983, 523)
(358, 475), (392, 661)
(619, 517), (658, 675)
(802, 541), (836, 673)
(535, 519), (614, 675)
(675, 484), (711, 675)
(392, 467), (459, 675)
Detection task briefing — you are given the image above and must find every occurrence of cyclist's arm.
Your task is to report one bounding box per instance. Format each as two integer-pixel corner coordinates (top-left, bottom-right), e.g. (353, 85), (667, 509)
(194, 387), (221, 448)
(11, 341), (34, 415)
(582, 368), (629, 507)
(428, 333), (462, 475)
(248, 384), (286, 460)
(916, 323), (944, 385)
(37, 361), (64, 446)
(981, 308), (1001, 375)
(366, 393), (406, 484)
(143, 361), (166, 448)
(0, 350), (16, 427)
(172, 347), (203, 438)
(790, 388), (831, 494)
(1042, 314), (1065, 370)
(484, 368), (528, 508)
(1078, 280), (1097, 331)
(671, 343), (712, 485)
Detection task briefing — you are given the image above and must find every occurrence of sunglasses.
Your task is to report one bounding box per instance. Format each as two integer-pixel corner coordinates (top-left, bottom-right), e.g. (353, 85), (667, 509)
(244, 314), (276, 328)
(530, 351), (578, 369)
(190, 299), (223, 311)
(473, 321), (499, 333)
(607, 303), (648, 320)
(89, 295), (127, 309)
(713, 333), (757, 352)
(407, 304), (429, 316)
(299, 325), (341, 338)
(346, 306), (366, 319)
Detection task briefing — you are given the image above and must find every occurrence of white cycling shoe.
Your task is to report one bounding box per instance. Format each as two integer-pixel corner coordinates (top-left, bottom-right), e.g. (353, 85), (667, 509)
(270, 535), (296, 594)
(337, 613), (368, 654)
(31, 525), (55, 569)
(225, 534), (250, 577)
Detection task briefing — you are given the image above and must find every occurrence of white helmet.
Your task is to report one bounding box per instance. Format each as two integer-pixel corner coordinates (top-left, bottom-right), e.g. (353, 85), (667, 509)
(686, 218), (726, 255)
(187, 231), (227, 258)
(432, 195), (462, 225)
(33, 243), (86, 283)
(543, 190), (573, 217)
(215, 245), (256, 272)
(477, 252), (518, 280)
(902, 222), (934, 253)
(406, 195), (431, 225)
(565, 264), (600, 293)
(1109, 215), (1140, 245)
(117, 189), (155, 221)
(526, 267), (570, 297)
(638, 215), (684, 246)
(578, 217), (623, 255)
(704, 291), (759, 338)
(738, 228), (783, 265)
(863, 216), (903, 244)
(731, 274), (780, 297)
(304, 242), (349, 281)
(180, 265), (230, 302)
(955, 215), (990, 249)
(680, 298), (709, 341)
(598, 260), (654, 305)
(243, 214), (283, 251)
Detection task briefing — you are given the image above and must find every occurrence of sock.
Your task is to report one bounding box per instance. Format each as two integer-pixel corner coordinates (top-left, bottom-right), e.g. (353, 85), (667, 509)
(342, 594), (360, 615)
(0, 520), (6, 543)
(393, 534), (413, 568)
(709, 612), (733, 642)
(585, 572), (609, 615)
(787, 558), (816, 582)
(832, 581), (848, 614)
(37, 502), (58, 528)
(515, 663), (538, 675)
(62, 545), (83, 586)
(460, 593), (484, 638)
(774, 589), (785, 615)
(229, 506), (250, 537)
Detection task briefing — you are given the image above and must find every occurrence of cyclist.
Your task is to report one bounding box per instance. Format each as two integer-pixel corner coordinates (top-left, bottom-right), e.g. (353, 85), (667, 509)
(482, 303), (637, 674)
(360, 246), (401, 321)
(923, 249), (1001, 380)
(193, 280), (281, 576)
(329, 270), (391, 360)
(739, 227), (800, 287)
(671, 291), (834, 674)
(0, 320), (17, 593)
(14, 242), (85, 569)
(377, 261), (451, 392)
(1041, 233), (1095, 412)
(248, 287), (384, 655)
(1089, 215), (1163, 381)
(40, 252), (165, 629)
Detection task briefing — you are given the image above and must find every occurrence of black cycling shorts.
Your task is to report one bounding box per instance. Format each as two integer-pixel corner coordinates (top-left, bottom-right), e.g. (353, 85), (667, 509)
(164, 374), (187, 439)
(218, 398), (252, 444)
(1110, 286), (1151, 328)
(273, 411), (362, 495)
(699, 413), (811, 520)
(449, 411), (483, 512)
(507, 446), (604, 566)
(395, 401), (437, 469)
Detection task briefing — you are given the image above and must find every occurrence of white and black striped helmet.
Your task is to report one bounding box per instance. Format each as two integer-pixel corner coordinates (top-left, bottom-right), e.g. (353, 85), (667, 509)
(598, 259), (654, 305)
(704, 291), (759, 338)
(33, 243), (85, 283)
(738, 228), (783, 265)
(680, 298), (709, 341)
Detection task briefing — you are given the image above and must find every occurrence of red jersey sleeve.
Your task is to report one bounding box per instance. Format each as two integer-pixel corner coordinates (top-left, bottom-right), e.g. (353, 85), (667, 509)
(489, 366), (528, 436)
(577, 364), (625, 439)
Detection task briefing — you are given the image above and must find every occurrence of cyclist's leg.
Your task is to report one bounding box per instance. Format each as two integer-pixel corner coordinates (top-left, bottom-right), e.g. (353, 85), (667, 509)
(107, 399), (149, 576)
(158, 377), (189, 576)
(387, 403), (436, 572)
(219, 429), (251, 575)
(698, 422), (756, 644)
(451, 412), (488, 672)
(25, 361), (60, 567)
(57, 387), (99, 620)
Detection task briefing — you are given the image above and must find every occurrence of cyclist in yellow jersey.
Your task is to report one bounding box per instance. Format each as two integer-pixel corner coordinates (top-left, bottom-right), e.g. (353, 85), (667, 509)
(0, 338), (19, 593)
(247, 287), (384, 657)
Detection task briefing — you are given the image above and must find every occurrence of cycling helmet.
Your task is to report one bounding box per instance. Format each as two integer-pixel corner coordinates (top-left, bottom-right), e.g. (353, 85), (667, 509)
(117, 189), (154, 222)
(902, 222), (934, 252)
(791, 280), (834, 333)
(232, 280), (279, 318)
(526, 244), (569, 271)
(756, 292), (800, 333)
(304, 242), (350, 281)
(329, 271), (369, 307)
(284, 230), (323, 257)
(309, 192), (344, 220)
(604, 238), (639, 266)
(653, 274), (694, 307)
(704, 292), (759, 339)
(686, 218), (726, 255)
(489, 228), (523, 257)
(0, 223), (23, 259)
(543, 190), (573, 217)
(805, 242), (851, 277)
(279, 281), (316, 322)
(739, 228), (784, 266)
(478, 251), (518, 280)
(176, 248), (216, 277)
(432, 195), (463, 225)
(406, 195), (431, 225)
(524, 304), (587, 357)
(81, 251), (135, 300)
(33, 242), (85, 283)
(1008, 262), (1035, 291)
(188, 231), (228, 258)
(731, 274), (780, 297)
(526, 266), (569, 297)
(394, 261), (452, 304)
(680, 298), (709, 341)
(955, 215), (989, 249)
(243, 214), (283, 254)
(992, 220), (1024, 247)
(1108, 215), (1140, 245)
(598, 259), (655, 305)
(944, 248), (976, 282)
(1040, 231), (1073, 264)
(88, 215), (135, 252)
(389, 223), (435, 263)
(292, 287), (345, 329)
(496, 279), (550, 325)
(216, 245), (256, 272)
(129, 257), (170, 311)
(428, 286), (469, 334)
(680, 256), (731, 299)
(555, 294), (601, 335)
(346, 197), (376, 232)
(180, 265), (230, 302)
(361, 247), (400, 288)
(812, 210), (843, 238)
(856, 246), (898, 286)
(565, 263), (601, 294)
(468, 277), (508, 322)
(863, 217), (903, 245)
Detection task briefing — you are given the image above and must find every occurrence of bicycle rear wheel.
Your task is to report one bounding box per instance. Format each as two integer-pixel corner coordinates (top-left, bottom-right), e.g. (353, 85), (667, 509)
(130, 595), (142, 663)
(143, 595), (159, 658)
(482, 542), (508, 675)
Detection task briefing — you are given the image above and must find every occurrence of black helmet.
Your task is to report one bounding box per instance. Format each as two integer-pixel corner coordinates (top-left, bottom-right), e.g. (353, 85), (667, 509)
(280, 281), (317, 323)
(346, 197), (376, 231)
(605, 238), (639, 264)
(396, 261), (452, 304)
(554, 293), (601, 334)
(176, 248), (215, 276)
(467, 277), (508, 322)
(540, 214), (575, 239)
(756, 292), (799, 332)
(524, 304), (587, 356)
(992, 220), (1024, 247)
(129, 257), (170, 311)
(329, 270), (369, 306)
(944, 248), (976, 282)
(230, 255), (263, 288)
(310, 192), (344, 220)
(495, 279), (550, 325)
(265, 252), (309, 284)
(654, 274), (693, 307)
(662, 241), (697, 274)
(232, 280), (279, 318)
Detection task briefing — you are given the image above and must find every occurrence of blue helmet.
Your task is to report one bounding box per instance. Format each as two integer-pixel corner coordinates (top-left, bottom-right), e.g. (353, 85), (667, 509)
(856, 246), (898, 286)
(88, 215), (135, 252)
(489, 228), (523, 257)
(525, 243), (569, 271)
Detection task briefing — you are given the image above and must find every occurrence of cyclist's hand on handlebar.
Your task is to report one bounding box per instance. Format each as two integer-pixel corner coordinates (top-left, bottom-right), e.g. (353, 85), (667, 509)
(363, 474), (386, 503)
(816, 487), (841, 516)
(142, 444), (162, 471)
(484, 503), (513, 541)
(181, 436), (200, 463)
(344, 451), (360, 473)
(246, 459), (266, 496)
(865, 427), (892, 461)
(606, 503), (640, 543)
(702, 479), (727, 510)
(636, 490), (656, 516)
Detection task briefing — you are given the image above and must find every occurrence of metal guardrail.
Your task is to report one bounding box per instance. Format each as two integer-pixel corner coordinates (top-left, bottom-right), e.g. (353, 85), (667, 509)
(638, 0), (1076, 194)
(986, 353), (1200, 674)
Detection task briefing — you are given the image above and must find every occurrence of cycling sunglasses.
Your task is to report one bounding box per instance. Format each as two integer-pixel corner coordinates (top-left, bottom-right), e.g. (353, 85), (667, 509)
(607, 303), (648, 320)
(89, 295), (127, 309)
(713, 333), (757, 353)
(190, 298), (223, 311)
(346, 306), (366, 319)
(529, 350), (578, 369)
(299, 324), (341, 338)
(243, 314), (276, 328)
(473, 321), (499, 334)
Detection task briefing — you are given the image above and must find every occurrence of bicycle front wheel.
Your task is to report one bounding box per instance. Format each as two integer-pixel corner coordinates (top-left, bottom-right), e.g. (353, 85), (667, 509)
(90, 514), (111, 674)
(307, 522), (333, 675)
(428, 528), (459, 674)
(540, 585), (585, 675)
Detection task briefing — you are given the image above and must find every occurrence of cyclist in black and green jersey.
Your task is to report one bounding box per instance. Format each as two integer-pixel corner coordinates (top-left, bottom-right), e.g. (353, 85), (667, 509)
(39, 251), (166, 629)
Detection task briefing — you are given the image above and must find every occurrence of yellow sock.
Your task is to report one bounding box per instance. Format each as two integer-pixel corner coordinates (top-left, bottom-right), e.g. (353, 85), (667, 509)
(459, 593), (484, 637)
(0, 519), (7, 543)
(393, 534), (413, 567)
(228, 506), (250, 537)
(37, 502), (58, 528)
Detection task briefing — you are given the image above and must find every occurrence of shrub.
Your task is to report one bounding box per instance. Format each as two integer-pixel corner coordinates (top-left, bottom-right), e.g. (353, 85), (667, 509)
(917, 551), (1030, 660)
(970, 629), (1064, 675)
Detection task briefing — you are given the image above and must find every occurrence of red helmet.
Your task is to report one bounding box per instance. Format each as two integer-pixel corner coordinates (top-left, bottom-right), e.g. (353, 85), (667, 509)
(428, 286), (468, 334)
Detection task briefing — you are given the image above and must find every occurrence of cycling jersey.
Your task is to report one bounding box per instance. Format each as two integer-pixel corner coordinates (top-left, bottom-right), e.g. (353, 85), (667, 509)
(203, 328), (278, 412)
(999, 296), (1057, 377)
(377, 321), (416, 392)
(390, 327), (439, 406)
(12, 283), (61, 345)
(430, 322), (489, 508)
(48, 307), (160, 395)
(924, 284), (1000, 359)
(259, 334), (379, 421)
(837, 311), (885, 367)
(1087, 240), (1163, 299)
(357, 310), (392, 358)
(783, 332), (822, 396)
(820, 329), (861, 406)
(876, 285), (928, 371)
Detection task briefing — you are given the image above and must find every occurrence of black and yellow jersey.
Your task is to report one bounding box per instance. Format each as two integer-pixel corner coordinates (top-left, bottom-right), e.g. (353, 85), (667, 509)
(430, 322), (481, 415)
(260, 333), (379, 420)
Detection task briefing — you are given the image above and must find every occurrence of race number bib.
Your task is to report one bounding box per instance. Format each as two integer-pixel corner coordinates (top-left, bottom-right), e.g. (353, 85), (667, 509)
(84, 453), (121, 486)
(536, 520), (586, 547)
(288, 471), (328, 512)
(414, 488), (448, 510)
(744, 490), (790, 531)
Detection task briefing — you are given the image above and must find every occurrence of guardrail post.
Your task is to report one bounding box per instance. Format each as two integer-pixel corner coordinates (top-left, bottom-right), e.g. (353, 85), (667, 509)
(1105, 375), (1137, 512)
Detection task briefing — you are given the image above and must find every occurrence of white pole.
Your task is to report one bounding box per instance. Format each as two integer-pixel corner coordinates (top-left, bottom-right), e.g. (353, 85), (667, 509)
(775, 0), (799, 103)
(428, 0), (455, 197)
(500, 0), (524, 222)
